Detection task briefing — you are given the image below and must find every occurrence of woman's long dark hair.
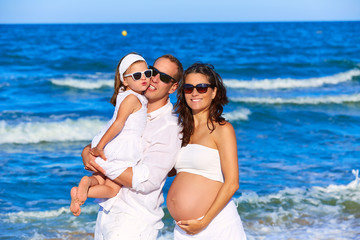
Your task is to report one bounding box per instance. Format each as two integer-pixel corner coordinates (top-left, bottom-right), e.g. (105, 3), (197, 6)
(175, 63), (228, 146)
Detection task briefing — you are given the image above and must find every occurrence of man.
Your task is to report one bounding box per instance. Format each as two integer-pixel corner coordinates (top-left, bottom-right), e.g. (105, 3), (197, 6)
(82, 54), (183, 240)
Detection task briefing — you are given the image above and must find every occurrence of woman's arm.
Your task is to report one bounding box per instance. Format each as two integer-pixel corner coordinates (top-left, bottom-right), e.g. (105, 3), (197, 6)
(177, 122), (239, 234)
(90, 94), (141, 160)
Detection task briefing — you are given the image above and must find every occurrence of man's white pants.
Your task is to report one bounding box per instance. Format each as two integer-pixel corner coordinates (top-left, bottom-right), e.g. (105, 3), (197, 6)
(94, 207), (158, 240)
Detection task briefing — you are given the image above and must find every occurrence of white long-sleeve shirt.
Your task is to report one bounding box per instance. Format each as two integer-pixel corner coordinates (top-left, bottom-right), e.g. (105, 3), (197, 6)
(109, 100), (182, 230)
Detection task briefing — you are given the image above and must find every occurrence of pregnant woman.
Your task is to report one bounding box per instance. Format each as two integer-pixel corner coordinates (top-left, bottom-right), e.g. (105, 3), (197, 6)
(167, 63), (247, 239)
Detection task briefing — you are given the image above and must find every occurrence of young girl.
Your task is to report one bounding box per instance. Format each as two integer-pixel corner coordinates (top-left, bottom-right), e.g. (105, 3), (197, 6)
(70, 53), (152, 216)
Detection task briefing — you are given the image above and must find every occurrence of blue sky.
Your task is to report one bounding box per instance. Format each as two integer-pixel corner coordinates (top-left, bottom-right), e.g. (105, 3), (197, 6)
(1, 0), (359, 24)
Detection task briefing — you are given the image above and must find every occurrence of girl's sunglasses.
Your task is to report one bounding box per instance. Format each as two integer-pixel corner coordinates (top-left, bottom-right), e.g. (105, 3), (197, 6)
(124, 69), (152, 81)
(183, 83), (214, 94)
(149, 66), (176, 83)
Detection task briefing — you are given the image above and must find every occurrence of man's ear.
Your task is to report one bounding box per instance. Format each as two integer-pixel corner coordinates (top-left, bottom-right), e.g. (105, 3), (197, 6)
(168, 82), (178, 94)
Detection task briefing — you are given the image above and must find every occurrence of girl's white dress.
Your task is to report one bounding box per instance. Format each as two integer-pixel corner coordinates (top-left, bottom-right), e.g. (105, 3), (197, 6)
(91, 90), (147, 211)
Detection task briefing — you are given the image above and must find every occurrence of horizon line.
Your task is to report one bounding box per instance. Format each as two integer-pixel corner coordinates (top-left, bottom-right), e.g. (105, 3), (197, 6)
(1, 19), (360, 25)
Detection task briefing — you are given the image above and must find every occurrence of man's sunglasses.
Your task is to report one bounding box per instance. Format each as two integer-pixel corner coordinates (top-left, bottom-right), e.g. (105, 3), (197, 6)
(149, 66), (176, 83)
(183, 83), (215, 94)
(124, 69), (152, 81)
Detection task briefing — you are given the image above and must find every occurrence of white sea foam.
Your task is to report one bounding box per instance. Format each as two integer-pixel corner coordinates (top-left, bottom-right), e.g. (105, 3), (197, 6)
(2, 171), (359, 239)
(231, 93), (360, 105)
(239, 170), (360, 209)
(0, 118), (105, 144)
(3, 205), (99, 224)
(224, 69), (360, 90)
(51, 78), (113, 89)
(29, 233), (47, 240)
(224, 108), (251, 121)
(5, 207), (69, 223)
(0, 82), (10, 88)
(157, 232), (173, 240)
(237, 169), (360, 239)
(313, 169), (360, 196)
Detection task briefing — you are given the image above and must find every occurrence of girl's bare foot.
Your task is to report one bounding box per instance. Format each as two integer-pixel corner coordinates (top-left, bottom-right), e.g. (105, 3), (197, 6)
(70, 187), (81, 216)
(77, 176), (90, 205)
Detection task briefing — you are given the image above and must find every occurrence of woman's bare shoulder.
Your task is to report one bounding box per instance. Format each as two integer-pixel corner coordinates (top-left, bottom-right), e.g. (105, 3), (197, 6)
(212, 121), (235, 140)
(215, 121), (234, 132)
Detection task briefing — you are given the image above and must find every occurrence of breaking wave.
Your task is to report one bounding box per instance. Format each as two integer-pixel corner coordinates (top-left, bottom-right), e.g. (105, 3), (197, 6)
(231, 93), (360, 105)
(224, 69), (360, 90)
(0, 118), (105, 144)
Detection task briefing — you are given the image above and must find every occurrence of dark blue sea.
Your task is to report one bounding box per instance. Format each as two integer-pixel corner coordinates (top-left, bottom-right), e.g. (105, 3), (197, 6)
(1, 22), (360, 240)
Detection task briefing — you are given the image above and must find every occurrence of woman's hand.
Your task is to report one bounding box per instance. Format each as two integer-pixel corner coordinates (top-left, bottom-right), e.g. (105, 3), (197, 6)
(177, 219), (207, 235)
(82, 145), (105, 175)
(90, 146), (107, 160)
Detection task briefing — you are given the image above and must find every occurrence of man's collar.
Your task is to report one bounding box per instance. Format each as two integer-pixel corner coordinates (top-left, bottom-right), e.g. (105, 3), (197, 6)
(147, 99), (173, 121)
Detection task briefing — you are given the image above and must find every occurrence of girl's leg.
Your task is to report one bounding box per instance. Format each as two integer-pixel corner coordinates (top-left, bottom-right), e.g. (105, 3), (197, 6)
(70, 173), (107, 216)
(70, 186), (81, 216)
(87, 178), (122, 199)
(77, 173), (106, 205)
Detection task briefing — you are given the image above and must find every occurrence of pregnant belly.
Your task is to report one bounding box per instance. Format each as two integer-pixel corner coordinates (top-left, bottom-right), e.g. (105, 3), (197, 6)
(167, 172), (222, 222)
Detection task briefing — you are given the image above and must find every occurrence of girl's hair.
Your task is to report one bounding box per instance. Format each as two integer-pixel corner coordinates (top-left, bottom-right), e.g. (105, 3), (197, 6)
(110, 52), (145, 106)
(175, 63), (229, 146)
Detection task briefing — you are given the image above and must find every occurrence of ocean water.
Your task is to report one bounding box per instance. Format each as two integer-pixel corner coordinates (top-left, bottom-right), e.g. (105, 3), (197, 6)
(0, 22), (360, 240)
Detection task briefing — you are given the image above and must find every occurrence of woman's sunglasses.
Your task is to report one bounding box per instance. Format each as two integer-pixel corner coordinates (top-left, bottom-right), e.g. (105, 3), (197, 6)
(149, 66), (176, 83)
(124, 69), (152, 81)
(183, 83), (214, 94)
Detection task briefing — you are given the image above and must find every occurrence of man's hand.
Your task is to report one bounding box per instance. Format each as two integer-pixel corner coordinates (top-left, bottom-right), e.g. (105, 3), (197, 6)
(81, 144), (106, 175)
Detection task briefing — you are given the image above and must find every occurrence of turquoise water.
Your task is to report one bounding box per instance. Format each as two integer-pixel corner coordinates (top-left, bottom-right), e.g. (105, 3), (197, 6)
(0, 22), (360, 239)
